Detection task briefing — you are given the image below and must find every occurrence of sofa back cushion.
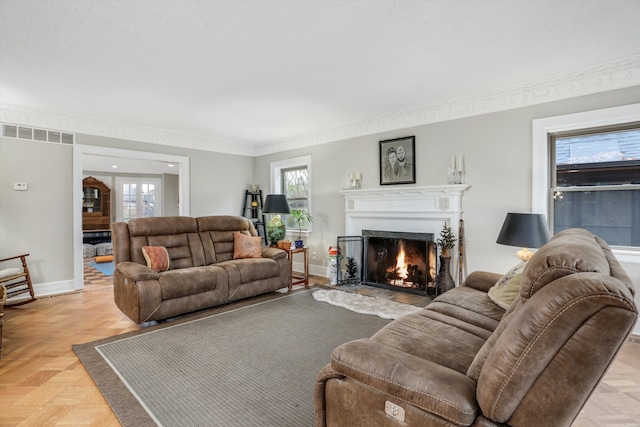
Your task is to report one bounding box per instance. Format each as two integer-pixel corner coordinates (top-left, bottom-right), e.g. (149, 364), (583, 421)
(519, 228), (612, 303)
(469, 228), (637, 425)
(125, 216), (205, 269)
(197, 216), (258, 264)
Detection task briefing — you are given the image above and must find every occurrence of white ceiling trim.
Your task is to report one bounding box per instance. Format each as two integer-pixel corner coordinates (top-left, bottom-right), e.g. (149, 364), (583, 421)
(2, 55), (639, 158)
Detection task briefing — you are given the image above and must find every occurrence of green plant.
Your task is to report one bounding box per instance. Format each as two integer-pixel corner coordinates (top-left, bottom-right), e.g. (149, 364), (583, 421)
(346, 257), (358, 280)
(437, 222), (456, 256)
(289, 209), (313, 240)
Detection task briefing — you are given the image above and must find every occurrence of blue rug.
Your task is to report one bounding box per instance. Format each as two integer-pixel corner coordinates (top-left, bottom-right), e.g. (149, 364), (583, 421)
(89, 261), (115, 276)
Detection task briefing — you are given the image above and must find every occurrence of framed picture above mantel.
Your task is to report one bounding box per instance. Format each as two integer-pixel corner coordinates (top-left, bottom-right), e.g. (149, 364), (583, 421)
(379, 136), (416, 185)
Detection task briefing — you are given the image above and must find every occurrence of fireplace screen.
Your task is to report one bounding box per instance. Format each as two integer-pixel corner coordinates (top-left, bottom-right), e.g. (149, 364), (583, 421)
(363, 230), (436, 295)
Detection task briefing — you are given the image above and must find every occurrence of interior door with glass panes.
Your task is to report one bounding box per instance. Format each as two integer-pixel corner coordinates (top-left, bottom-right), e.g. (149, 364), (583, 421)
(115, 177), (162, 222)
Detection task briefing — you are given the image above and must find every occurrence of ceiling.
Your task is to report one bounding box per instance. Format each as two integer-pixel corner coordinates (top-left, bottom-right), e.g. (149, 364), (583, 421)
(1, 0), (639, 157)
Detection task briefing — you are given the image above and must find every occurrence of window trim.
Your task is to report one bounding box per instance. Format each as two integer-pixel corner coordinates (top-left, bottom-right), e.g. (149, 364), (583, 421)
(532, 103), (640, 263)
(271, 155), (312, 235)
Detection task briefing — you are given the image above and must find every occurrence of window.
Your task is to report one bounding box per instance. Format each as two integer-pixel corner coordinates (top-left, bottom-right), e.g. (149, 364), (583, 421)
(271, 156), (312, 234)
(532, 103), (640, 260)
(550, 124), (640, 246)
(115, 177), (162, 222)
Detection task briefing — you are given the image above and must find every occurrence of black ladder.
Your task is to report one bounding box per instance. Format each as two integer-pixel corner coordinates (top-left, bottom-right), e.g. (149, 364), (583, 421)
(242, 189), (267, 244)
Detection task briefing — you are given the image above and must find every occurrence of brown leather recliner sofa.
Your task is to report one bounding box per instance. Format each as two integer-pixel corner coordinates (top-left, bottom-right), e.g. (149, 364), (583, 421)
(315, 228), (638, 426)
(112, 215), (290, 324)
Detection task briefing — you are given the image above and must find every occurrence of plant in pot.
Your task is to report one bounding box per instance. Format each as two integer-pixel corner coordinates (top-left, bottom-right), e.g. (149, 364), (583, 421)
(290, 209), (313, 248)
(436, 222), (457, 294)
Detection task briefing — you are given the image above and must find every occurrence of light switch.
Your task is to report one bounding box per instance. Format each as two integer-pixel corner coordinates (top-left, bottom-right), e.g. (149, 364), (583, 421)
(14, 183), (28, 191)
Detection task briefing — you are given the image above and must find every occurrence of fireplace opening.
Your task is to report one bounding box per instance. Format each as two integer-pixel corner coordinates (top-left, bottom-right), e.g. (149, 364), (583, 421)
(363, 230), (436, 296)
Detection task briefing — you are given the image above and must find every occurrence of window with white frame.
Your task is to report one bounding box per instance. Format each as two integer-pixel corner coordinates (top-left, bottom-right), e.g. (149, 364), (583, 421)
(532, 103), (640, 257)
(550, 124), (640, 246)
(271, 155), (312, 234)
(115, 177), (162, 222)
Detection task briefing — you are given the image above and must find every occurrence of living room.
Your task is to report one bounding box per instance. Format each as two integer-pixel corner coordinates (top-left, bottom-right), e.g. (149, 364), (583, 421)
(1, 1), (639, 425)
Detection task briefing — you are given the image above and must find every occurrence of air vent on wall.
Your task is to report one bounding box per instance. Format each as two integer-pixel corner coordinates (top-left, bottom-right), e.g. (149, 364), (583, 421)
(1, 123), (74, 144)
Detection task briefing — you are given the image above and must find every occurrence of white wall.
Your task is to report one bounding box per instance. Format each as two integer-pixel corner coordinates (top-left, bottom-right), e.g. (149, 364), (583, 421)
(0, 133), (255, 295)
(253, 86), (640, 327)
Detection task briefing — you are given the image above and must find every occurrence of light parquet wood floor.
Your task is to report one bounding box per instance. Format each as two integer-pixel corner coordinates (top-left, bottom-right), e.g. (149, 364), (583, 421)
(1, 265), (639, 426)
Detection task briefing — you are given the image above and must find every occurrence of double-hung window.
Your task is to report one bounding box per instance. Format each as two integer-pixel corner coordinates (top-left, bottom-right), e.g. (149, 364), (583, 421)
(533, 104), (640, 260)
(549, 124), (640, 247)
(271, 155), (312, 234)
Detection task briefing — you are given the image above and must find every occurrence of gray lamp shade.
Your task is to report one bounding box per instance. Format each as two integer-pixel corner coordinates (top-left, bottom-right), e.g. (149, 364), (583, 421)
(496, 213), (550, 248)
(263, 194), (291, 214)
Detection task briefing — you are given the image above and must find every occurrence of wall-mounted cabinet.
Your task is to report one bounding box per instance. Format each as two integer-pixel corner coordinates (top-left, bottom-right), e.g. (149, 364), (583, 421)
(82, 176), (111, 231)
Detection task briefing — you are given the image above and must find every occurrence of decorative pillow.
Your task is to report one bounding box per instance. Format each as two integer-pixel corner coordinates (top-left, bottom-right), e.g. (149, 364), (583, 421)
(233, 232), (262, 259)
(141, 246), (170, 272)
(488, 262), (526, 310)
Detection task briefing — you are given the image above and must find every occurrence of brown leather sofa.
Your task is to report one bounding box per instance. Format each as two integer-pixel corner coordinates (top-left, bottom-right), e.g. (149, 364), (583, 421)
(112, 215), (290, 324)
(315, 228), (637, 426)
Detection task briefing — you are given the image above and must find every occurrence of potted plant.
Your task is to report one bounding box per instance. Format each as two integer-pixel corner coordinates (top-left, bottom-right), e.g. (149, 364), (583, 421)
(436, 222), (457, 293)
(289, 209), (313, 248)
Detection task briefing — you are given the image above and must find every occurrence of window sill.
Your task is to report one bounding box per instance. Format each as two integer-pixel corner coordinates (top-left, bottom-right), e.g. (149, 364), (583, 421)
(612, 248), (640, 265)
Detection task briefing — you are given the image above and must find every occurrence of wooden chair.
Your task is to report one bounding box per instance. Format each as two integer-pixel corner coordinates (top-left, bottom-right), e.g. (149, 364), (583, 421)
(0, 253), (36, 307)
(0, 285), (5, 357)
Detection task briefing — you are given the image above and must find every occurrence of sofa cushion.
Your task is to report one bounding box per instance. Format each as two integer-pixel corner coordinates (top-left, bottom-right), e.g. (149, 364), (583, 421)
(233, 232), (262, 259)
(520, 228), (610, 302)
(142, 246), (170, 272)
(217, 258), (281, 285)
(126, 216), (205, 268)
(487, 262), (525, 310)
(158, 265), (228, 300)
(197, 216), (257, 264)
(371, 286), (504, 375)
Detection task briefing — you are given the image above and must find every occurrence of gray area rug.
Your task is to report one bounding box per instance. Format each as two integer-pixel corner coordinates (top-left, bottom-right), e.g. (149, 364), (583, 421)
(73, 289), (391, 427)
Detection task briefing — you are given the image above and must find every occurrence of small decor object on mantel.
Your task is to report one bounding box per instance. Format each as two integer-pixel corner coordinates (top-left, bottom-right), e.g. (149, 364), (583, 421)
(436, 222), (457, 294)
(289, 209), (313, 248)
(447, 154), (465, 184)
(379, 136), (416, 185)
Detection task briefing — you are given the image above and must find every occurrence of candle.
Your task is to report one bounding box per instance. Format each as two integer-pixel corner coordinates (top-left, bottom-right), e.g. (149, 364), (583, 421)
(451, 155), (457, 171)
(458, 155), (464, 174)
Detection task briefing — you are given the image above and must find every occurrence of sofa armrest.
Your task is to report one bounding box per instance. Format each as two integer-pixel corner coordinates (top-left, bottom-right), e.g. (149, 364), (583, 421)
(330, 338), (478, 425)
(261, 247), (287, 260)
(115, 261), (160, 281)
(463, 271), (502, 292)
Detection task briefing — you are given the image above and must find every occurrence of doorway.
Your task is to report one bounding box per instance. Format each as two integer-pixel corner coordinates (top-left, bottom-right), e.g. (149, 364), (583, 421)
(73, 144), (190, 291)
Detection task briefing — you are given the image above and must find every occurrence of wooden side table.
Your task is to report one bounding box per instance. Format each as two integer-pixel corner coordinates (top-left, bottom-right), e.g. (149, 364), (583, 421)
(288, 247), (309, 291)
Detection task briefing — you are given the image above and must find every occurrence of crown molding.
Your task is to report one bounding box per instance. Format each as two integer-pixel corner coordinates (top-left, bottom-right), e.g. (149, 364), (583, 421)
(0, 105), (255, 156)
(2, 56), (639, 157)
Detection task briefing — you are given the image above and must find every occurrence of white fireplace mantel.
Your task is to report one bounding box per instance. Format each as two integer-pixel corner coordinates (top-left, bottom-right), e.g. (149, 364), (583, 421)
(340, 184), (471, 284)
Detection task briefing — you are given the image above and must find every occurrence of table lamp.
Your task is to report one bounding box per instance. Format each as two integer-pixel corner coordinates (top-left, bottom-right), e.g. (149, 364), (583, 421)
(262, 194), (290, 247)
(496, 213), (550, 261)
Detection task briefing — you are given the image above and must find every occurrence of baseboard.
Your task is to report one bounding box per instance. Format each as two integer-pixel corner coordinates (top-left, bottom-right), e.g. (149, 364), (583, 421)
(34, 279), (77, 298)
(291, 261), (330, 279)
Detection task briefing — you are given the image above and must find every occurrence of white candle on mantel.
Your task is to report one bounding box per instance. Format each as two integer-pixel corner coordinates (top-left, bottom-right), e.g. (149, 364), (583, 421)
(451, 155), (456, 171)
(458, 155), (465, 174)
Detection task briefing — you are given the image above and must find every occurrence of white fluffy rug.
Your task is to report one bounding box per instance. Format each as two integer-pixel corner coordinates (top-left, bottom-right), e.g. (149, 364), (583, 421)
(312, 289), (423, 319)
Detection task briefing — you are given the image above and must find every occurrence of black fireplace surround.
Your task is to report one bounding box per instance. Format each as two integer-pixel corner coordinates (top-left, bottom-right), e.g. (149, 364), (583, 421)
(363, 230), (436, 296)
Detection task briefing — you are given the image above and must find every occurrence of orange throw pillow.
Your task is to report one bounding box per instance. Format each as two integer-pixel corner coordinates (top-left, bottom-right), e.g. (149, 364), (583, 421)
(233, 232), (262, 259)
(142, 246), (170, 272)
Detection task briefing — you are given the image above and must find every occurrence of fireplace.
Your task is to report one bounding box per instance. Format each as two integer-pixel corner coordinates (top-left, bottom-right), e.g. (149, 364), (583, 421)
(340, 185), (469, 288)
(363, 230), (436, 296)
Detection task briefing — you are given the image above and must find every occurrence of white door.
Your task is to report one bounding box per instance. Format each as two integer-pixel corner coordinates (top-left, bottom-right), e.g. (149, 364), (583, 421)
(115, 177), (162, 222)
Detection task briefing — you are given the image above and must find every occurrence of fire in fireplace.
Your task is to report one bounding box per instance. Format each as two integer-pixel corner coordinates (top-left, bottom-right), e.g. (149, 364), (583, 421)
(363, 230), (436, 296)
